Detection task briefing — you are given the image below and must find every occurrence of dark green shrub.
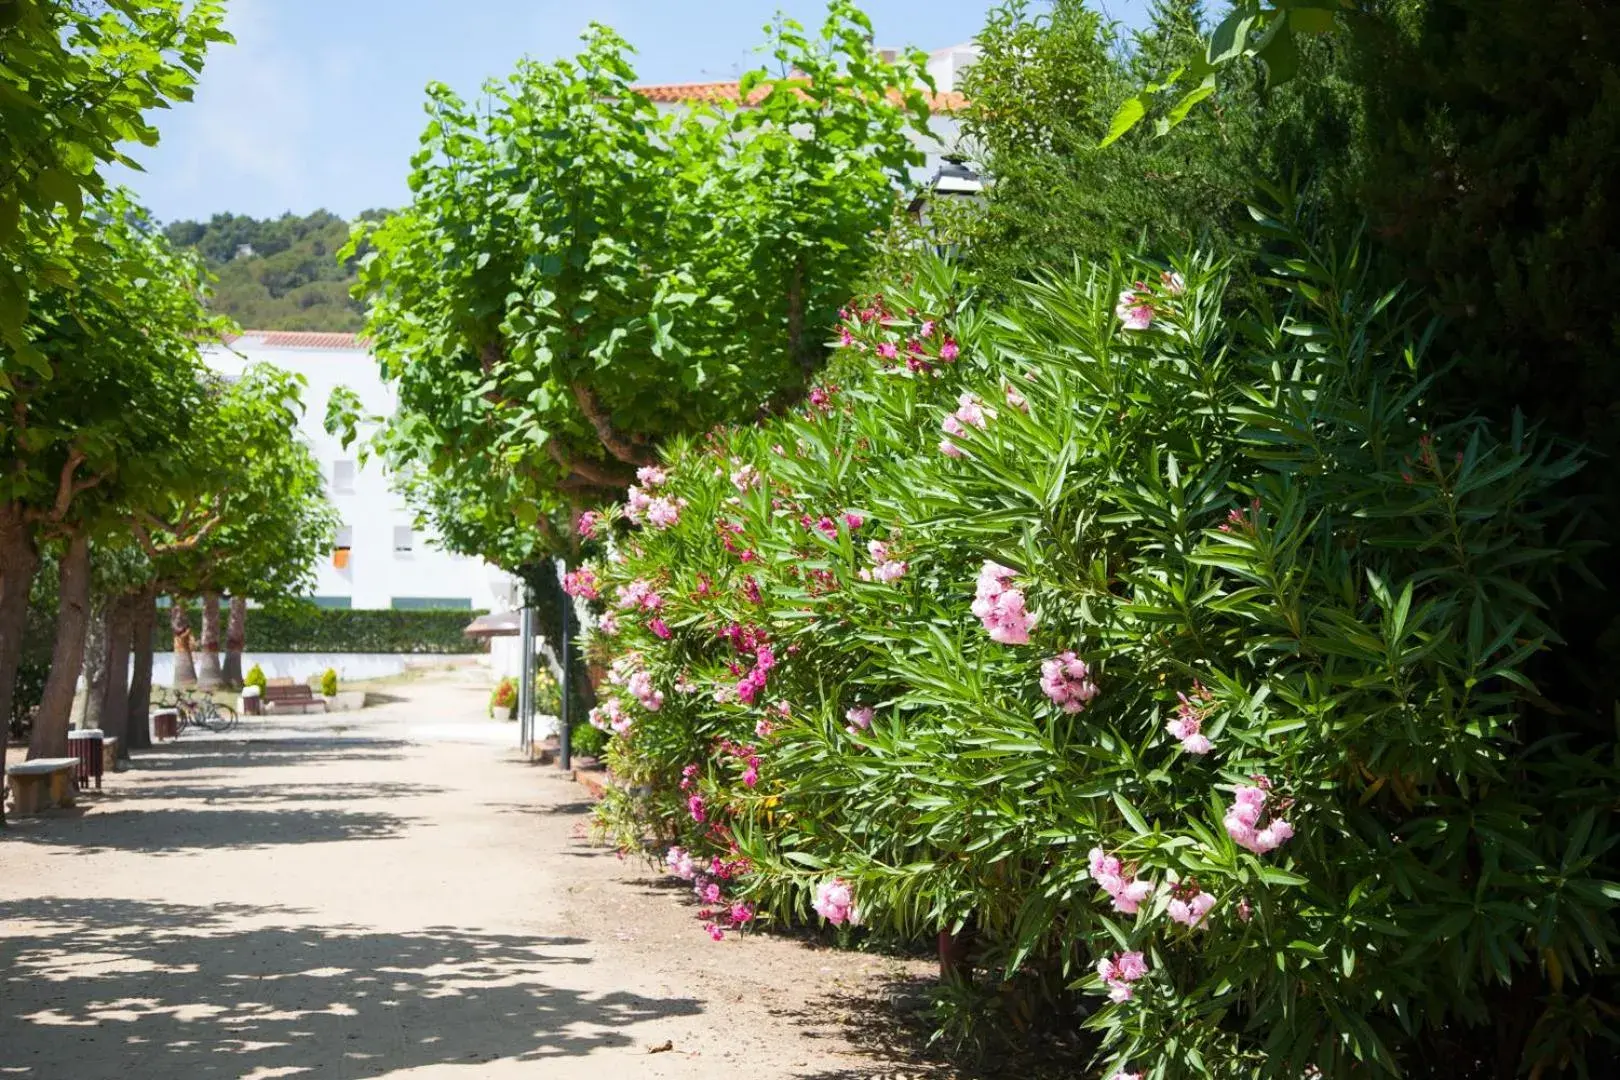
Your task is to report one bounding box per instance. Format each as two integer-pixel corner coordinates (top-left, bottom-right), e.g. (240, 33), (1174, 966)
(584, 232), (1615, 1076)
(570, 720), (606, 758)
(170, 604), (488, 653)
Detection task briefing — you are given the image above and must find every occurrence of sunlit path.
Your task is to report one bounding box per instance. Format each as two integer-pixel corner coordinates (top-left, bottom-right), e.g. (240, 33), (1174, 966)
(0, 670), (938, 1079)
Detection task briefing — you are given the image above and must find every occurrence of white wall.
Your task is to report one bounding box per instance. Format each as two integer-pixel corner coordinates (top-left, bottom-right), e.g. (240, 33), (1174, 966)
(204, 339), (518, 613)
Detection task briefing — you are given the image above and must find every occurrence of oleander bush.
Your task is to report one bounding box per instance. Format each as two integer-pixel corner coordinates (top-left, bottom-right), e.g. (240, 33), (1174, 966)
(577, 212), (1618, 1076)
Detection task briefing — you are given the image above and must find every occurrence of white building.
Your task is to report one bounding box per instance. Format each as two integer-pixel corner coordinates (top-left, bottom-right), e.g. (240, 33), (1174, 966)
(204, 331), (518, 614)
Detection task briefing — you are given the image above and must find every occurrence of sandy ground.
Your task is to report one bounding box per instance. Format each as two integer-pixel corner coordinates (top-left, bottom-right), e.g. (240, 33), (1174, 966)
(0, 669), (945, 1080)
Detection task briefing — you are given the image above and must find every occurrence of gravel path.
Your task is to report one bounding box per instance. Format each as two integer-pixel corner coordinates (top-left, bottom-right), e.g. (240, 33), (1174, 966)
(0, 669), (941, 1079)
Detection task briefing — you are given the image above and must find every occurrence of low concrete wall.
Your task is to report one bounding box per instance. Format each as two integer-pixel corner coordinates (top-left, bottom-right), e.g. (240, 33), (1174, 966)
(142, 652), (484, 687)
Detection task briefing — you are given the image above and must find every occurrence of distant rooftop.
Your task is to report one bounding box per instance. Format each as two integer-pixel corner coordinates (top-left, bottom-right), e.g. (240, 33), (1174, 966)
(223, 330), (367, 351)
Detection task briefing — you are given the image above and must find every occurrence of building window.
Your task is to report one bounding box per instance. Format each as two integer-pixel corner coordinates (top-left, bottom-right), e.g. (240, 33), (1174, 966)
(393, 526), (415, 555)
(309, 596), (353, 610)
(390, 597), (473, 610)
(333, 459), (356, 494)
(333, 525), (353, 570)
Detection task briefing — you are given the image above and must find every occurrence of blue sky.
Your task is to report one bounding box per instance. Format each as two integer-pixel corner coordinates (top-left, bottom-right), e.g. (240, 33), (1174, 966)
(117, 0), (1154, 224)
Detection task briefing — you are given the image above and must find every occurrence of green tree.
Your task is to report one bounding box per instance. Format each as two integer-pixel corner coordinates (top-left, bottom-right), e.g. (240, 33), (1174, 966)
(338, 2), (932, 569)
(0, 194), (220, 772)
(0, 0), (229, 355)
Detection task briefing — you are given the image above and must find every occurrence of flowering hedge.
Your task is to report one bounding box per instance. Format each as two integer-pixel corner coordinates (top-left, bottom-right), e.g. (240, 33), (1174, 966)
(574, 215), (1617, 1077)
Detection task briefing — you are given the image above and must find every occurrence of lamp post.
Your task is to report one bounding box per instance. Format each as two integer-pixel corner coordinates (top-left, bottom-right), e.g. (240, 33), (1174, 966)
(907, 156), (985, 260)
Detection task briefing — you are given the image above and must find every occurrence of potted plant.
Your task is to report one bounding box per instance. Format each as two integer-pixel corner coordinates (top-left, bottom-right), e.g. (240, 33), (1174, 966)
(241, 664), (267, 715)
(490, 676), (518, 720)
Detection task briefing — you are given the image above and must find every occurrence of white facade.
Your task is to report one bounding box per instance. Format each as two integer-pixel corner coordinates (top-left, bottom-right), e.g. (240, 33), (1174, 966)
(203, 333), (518, 613)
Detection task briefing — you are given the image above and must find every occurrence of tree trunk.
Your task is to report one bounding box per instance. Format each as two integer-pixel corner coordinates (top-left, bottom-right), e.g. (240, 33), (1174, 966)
(127, 593), (156, 753)
(0, 507), (40, 826)
(169, 599), (195, 687)
(77, 592), (110, 730)
(222, 595), (246, 688)
(195, 591), (222, 688)
(29, 532), (90, 760)
(98, 596), (133, 750)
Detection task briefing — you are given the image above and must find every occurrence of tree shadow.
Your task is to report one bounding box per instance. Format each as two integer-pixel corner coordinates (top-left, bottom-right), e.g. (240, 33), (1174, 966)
(0, 897), (700, 1078)
(131, 739), (410, 773)
(118, 781), (447, 805)
(7, 806), (414, 855)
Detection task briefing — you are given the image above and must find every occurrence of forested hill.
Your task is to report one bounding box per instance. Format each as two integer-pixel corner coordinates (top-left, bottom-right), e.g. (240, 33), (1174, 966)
(164, 210), (386, 332)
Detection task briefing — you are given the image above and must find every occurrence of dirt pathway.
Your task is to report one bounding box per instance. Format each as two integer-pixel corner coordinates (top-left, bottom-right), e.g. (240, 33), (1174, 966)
(0, 669), (941, 1079)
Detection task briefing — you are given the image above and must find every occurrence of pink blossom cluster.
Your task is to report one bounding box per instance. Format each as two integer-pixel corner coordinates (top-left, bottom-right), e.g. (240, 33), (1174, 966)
(731, 463), (761, 493)
(1040, 651), (1099, 713)
(1088, 847), (1153, 914)
(858, 539), (908, 583)
(576, 510), (600, 538)
(1114, 271), (1185, 331)
(1096, 950), (1148, 1002)
(845, 705), (874, 735)
(636, 466), (668, 488)
(972, 561), (1036, 645)
(1004, 383), (1028, 411)
(646, 495), (685, 529)
(940, 392), (993, 458)
(1224, 780), (1295, 854)
(563, 568), (599, 600)
(1167, 885), (1217, 929)
(807, 385), (838, 415)
(735, 643), (776, 706)
(615, 579), (664, 612)
(626, 670), (664, 713)
(812, 878), (859, 926)
(596, 612), (619, 636)
(1166, 685), (1215, 754)
(589, 698), (632, 736)
(666, 846), (696, 879)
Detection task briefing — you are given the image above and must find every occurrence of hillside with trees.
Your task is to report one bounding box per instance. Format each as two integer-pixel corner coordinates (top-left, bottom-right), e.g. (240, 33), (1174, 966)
(164, 210), (384, 331)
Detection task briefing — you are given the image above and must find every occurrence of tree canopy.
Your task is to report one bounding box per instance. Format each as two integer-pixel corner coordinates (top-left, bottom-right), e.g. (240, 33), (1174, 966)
(335, 1), (935, 570)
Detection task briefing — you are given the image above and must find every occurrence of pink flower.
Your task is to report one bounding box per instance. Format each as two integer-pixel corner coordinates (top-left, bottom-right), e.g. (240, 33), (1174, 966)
(871, 560), (908, 583)
(624, 485), (652, 523)
(701, 881), (723, 904)
(877, 341), (899, 361)
(1039, 651), (1099, 713)
(842, 511), (864, 531)
(812, 878), (857, 925)
(838, 326), (856, 348)
(706, 923), (725, 941)
(1096, 950), (1148, 1001)
(688, 795), (706, 823)
(940, 339), (959, 361)
(971, 561), (1036, 645)
(563, 568), (599, 600)
(868, 540), (891, 563)
(815, 515), (838, 539)
(731, 464), (760, 492)
(1161, 269), (1186, 295)
(1224, 782), (1294, 854)
(742, 763), (759, 787)
(627, 671), (664, 713)
(646, 496), (683, 529)
(1168, 888), (1217, 929)
(636, 465), (667, 488)
(939, 438), (964, 459)
(576, 511), (601, 538)
(1166, 690), (1214, 754)
(1088, 846), (1153, 915)
(666, 846), (696, 880)
(728, 901), (755, 925)
(845, 705), (874, 734)
(1004, 384), (1028, 411)
(649, 617), (672, 640)
(1112, 1071), (1143, 1080)
(1115, 285), (1154, 330)
(955, 392), (991, 429)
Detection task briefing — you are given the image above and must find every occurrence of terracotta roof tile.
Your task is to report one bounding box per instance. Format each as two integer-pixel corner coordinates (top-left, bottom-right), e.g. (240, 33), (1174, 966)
(633, 80), (967, 113)
(226, 330), (369, 350)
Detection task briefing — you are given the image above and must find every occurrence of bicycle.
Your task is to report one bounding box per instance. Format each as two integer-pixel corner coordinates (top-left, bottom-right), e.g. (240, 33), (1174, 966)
(156, 688), (239, 734)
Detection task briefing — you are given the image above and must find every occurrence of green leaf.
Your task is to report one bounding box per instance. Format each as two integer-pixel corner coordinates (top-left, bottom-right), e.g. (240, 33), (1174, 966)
(1099, 95), (1146, 148)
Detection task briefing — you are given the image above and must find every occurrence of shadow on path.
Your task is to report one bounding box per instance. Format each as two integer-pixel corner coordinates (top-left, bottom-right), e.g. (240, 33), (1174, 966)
(0, 897), (701, 1079)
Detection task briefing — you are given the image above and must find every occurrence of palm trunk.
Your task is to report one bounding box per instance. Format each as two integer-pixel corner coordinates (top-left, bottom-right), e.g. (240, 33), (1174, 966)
(195, 591), (222, 688)
(0, 506), (40, 825)
(77, 593), (109, 729)
(29, 532), (90, 760)
(126, 592), (156, 753)
(169, 599), (195, 687)
(222, 595), (246, 688)
(98, 596), (133, 750)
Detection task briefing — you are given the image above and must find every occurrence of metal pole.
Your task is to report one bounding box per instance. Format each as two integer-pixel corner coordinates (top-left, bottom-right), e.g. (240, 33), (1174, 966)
(518, 602), (534, 754)
(559, 576), (572, 772)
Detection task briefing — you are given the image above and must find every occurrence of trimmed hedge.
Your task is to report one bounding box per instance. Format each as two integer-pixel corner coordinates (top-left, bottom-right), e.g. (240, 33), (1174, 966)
(172, 604), (489, 654)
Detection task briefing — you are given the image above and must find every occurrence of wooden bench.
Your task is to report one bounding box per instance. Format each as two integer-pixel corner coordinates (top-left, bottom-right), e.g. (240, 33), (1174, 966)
(263, 683), (324, 715)
(5, 759), (79, 815)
